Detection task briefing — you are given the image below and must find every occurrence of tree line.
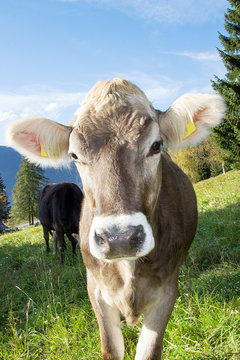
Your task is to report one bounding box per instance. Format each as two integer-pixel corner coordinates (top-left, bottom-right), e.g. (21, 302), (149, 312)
(0, 159), (47, 226)
(0, 0), (240, 225)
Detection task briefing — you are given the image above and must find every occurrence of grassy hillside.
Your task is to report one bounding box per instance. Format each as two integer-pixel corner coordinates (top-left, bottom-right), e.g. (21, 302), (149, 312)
(0, 170), (239, 359)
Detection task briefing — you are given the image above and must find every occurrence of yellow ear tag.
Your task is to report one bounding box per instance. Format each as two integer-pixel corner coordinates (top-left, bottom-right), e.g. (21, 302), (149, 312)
(41, 145), (48, 157)
(184, 122), (196, 139)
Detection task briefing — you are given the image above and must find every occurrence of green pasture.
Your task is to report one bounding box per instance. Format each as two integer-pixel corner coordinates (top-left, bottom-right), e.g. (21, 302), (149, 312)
(0, 170), (239, 359)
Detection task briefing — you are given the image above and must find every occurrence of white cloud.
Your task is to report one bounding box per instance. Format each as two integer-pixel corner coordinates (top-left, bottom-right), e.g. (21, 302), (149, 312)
(114, 71), (182, 108)
(162, 50), (220, 61)
(44, 102), (59, 112)
(145, 86), (179, 105)
(0, 74), (183, 146)
(85, 0), (227, 24)
(0, 90), (86, 124)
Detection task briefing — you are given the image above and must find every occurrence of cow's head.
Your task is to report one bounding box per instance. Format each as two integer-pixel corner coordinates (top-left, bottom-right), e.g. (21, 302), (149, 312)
(7, 78), (226, 261)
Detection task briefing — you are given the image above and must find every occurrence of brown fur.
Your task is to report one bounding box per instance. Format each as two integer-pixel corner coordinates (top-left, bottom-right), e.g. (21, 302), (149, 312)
(71, 80), (199, 360)
(6, 78), (226, 359)
(80, 153), (197, 319)
(75, 81), (198, 357)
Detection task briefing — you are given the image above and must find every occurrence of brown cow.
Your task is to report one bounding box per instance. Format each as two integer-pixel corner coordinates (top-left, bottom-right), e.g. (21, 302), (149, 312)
(7, 78), (226, 359)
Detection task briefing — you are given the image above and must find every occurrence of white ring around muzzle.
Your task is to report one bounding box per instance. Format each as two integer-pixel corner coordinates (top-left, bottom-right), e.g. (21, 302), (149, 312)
(89, 212), (155, 261)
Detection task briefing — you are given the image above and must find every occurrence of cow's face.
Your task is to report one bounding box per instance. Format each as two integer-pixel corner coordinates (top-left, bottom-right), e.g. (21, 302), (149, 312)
(7, 78), (226, 261)
(69, 96), (163, 261)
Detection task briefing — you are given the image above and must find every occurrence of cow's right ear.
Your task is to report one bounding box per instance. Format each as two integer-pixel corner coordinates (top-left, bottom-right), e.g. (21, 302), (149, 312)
(6, 117), (72, 167)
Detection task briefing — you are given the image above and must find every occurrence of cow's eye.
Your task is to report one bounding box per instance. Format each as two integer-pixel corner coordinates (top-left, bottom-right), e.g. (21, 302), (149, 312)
(150, 141), (162, 155)
(71, 153), (78, 160)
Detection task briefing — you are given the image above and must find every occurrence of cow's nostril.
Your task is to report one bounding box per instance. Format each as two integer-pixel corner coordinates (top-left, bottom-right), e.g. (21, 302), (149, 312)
(129, 237), (138, 248)
(93, 223), (146, 259)
(95, 233), (107, 246)
(129, 225), (145, 248)
(136, 224), (144, 233)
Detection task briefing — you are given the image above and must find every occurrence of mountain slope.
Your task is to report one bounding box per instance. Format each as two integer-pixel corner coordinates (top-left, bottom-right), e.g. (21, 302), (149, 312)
(0, 146), (82, 202)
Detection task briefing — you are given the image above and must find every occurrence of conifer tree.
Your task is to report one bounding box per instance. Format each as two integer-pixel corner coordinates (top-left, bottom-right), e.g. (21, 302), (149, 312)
(0, 173), (10, 222)
(11, 157), (47, 225)
(212, 0), (240, 168)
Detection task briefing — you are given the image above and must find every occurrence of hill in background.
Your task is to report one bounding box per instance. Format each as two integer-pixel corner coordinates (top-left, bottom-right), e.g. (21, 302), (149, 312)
(0, 146), (82, 202)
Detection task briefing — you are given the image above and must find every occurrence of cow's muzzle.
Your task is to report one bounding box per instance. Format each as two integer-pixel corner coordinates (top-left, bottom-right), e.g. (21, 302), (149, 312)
(89, 213), (155, 261)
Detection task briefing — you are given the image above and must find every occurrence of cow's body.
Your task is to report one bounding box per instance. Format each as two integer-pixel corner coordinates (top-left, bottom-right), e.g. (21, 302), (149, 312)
(7, 78), (226, 359)
(39, 182), (83, 263)
(80, 152), (197, 359)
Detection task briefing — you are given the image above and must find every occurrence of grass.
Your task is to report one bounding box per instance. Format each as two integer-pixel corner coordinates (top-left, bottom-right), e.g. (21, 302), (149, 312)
(0, 170), (239, 359)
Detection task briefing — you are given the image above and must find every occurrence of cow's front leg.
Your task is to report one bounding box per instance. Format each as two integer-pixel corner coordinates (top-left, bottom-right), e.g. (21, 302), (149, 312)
(87, 271), (124, 360)
(43, 227), (50, 252)
(135, 277), (178, 360)
(66, 233), (78, 254)
(55, 230), (65, 264)
(52, 231), (58, 255)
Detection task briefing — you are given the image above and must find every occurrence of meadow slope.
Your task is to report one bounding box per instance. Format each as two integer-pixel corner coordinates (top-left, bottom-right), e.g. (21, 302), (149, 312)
(0, 170), (239, 359)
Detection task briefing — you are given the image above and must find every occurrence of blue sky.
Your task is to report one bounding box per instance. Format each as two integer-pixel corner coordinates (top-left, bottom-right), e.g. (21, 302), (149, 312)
(0, 0), (228, 146)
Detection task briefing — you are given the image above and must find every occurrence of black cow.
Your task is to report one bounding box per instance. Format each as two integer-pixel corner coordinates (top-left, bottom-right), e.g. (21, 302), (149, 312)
(39, 182), (83, 263)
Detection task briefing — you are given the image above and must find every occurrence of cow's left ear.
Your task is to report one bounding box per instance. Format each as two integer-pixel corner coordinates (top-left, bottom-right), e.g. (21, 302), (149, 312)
(6, 117), (72, 167)
(158, 94), (226, 150)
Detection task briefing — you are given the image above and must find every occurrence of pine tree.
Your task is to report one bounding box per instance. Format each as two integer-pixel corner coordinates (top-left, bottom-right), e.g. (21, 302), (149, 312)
(11, 157), (47, 225)
(0, 173), (10, 222)
(211, 0), (240, 168)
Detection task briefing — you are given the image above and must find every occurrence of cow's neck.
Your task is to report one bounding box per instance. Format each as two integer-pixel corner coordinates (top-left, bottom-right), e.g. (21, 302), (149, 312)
(100, 259), (140, 325)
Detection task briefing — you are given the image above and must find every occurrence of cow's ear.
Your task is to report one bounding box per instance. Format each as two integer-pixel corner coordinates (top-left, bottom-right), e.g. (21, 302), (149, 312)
(6, 117), (72, 167)
(158, 94), (226, 150)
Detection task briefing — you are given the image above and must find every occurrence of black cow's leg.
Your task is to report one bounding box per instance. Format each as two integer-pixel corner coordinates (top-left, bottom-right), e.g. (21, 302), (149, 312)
(52, 231), (58, 255)
(66, 233), (78, 254)
(43, 227), (50, 252)
(56, 230), (65, 264)
(134, 274), (178, 360)
(87, 270), (124, 360)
